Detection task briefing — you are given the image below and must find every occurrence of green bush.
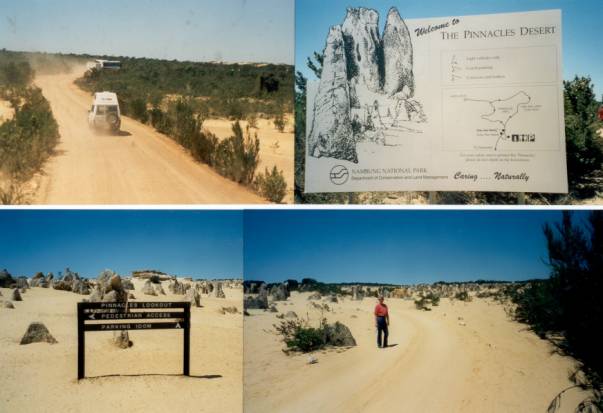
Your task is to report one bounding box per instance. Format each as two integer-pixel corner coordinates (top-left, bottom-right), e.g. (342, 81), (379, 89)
(74, 55), (293, 118)
(508, 211), (603, 411)
(214, 122), (259, 184)
(255, 166), (287, 203)
(129, 97), (149, 123)
(0, 86), (59, 179)
(414, 296), (432, 311)
(275, 318), (327, 353)
(564, 76), (603, 191)
(0, 58), (59, 204)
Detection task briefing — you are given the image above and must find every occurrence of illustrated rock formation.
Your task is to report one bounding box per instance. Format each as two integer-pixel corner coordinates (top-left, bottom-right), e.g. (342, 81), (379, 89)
(383, 7), (414, 96)
(308, 7), (425, 163)
(307, 26), (356, 163)
(20, 322), (58, 345)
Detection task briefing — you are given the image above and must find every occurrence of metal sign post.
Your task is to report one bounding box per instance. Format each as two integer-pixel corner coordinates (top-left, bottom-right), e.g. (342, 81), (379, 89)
(77, 301), (191, 379)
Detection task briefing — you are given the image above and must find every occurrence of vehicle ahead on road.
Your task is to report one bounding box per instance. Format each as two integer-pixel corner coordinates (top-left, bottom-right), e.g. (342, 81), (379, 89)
(88, 92), (121, 133)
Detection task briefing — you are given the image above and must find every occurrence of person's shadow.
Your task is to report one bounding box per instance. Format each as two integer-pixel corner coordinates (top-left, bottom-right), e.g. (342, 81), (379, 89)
(383, 344), (399, 348)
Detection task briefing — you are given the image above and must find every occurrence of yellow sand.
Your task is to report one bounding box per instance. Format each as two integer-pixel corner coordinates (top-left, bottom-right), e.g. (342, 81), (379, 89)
(244, 291), (590, 413)
(0, 99), (14, 125)
(0, 278), (242, 412)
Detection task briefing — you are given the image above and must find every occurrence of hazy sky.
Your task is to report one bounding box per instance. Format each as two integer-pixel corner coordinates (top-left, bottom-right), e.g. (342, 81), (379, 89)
(0, 0), (294, 64)
(296, 0), (603, 98)
(0, 210), (243, 279)
(244, 209), (591, 284)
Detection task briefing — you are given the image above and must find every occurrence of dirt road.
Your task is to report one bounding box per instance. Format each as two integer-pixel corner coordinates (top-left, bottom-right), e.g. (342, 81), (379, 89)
(33, 67), (263, 204)
(245, 293), (589, 412)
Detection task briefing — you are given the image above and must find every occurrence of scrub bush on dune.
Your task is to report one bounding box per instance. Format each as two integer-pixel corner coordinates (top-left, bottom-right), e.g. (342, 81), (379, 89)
(255, 166), (287, 203)
(0, 56), (60, 204)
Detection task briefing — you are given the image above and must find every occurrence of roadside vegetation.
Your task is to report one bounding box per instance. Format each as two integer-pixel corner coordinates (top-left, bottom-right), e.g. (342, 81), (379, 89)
(274, 316), (357, 353)
(414, 292), (440, 311)
(295, 52), (603, 204)
(76, 55), (291, 202)
(503, 211), (603, 412)
(0, 50), (60, 204)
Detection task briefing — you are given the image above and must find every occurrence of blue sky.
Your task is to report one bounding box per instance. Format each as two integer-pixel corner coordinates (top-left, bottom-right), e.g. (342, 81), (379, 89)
(296, 0), (603, 98)
(0, 210), (243, 279)
(0, 0), (294, 64)
(243, 209), (591, 284)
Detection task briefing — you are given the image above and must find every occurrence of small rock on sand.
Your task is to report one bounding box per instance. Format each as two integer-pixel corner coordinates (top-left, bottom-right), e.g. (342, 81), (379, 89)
(284, 311), (298, 319)
(11, 288), (22, 301)
(113, 331), (132, 349)
(20, 322), (57, 345)
(3, 301), (15, 309)
(219, 306), (238, 315)
(307, 356), (318, 364)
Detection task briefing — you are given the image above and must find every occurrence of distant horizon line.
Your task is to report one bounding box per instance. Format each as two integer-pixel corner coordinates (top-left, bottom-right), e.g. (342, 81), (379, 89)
(244, 275), (549, 286)
(0, 47), (294, 67)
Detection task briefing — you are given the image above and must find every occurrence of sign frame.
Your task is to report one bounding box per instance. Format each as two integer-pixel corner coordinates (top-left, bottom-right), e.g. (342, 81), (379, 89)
(77, 301), (191, 379)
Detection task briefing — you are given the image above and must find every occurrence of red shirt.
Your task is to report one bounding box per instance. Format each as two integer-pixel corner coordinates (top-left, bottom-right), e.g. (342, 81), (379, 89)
(598, 106), (603, 121)
(374, 303), (388, 317)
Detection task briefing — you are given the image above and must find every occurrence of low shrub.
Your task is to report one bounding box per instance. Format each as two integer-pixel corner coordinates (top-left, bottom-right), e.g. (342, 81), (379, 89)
(255, 166), (287, 203)
(454, 291), (472, 302)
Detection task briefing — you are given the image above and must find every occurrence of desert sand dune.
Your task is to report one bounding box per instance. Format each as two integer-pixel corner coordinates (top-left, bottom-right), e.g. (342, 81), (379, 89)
(31, 66), (262, 204)
(0, 279), (242, 412)
(244, 291), (589, 413)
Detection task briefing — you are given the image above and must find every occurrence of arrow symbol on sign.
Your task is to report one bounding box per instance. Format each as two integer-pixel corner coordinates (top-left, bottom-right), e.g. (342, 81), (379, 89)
(89, 313), (96, 320)
(175, 323), (181, 329)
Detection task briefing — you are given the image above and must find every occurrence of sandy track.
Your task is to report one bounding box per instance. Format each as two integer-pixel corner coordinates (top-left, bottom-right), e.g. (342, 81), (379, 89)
(32, 67), (262, 204)
(0, 280), (243, 412)
(244, 292), (589, 413)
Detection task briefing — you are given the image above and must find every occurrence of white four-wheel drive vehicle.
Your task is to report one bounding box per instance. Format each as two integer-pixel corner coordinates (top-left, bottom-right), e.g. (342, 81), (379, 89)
(88, 92), (121, 133)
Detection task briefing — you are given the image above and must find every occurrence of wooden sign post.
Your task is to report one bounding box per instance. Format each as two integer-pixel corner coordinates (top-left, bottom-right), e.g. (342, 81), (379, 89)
(77, 301), (191, 379)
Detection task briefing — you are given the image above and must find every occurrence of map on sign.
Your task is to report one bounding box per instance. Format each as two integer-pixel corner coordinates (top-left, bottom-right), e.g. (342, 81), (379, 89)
(304, 9), (567, 193)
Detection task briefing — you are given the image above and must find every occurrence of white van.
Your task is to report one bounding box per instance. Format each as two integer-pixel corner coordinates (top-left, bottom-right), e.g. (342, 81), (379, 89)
(88, 92), (121, 133)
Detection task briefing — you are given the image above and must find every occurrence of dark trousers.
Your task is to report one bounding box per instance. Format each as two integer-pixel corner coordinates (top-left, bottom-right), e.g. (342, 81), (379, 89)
(376, 316), (388, 347)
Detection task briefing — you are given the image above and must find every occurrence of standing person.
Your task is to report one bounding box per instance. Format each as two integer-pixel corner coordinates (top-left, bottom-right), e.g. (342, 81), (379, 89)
(374, 296), (389, 348)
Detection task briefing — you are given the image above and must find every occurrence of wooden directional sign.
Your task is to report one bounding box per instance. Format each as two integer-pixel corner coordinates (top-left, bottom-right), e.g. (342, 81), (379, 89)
(77, 301), (191, 379)
(84, 311), (185, 321)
